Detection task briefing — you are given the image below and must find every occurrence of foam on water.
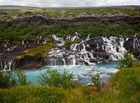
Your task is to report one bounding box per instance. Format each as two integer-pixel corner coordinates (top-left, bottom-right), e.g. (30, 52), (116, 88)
(21, 61), (118, 85)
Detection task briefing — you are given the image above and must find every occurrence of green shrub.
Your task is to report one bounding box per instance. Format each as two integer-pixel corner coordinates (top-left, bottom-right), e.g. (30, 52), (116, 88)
(33, 52), (42, 60)
(38, 69), (79, 89)
(118, 51), (134, 68)
(0, 72), (12, 88)
(92, 73), (101, 92)
(15, 70), (32, 85)
(0, 70), (32, 88)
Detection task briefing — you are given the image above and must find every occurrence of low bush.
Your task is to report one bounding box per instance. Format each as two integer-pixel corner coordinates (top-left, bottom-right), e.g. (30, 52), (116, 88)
(38, 69), (79, 89)
(118, 51), (134, 68)
(92, 73), (101, 92)
(0, 70), (31, 88)
(15, 70), (32, 85)
(0, 72), (12, 88)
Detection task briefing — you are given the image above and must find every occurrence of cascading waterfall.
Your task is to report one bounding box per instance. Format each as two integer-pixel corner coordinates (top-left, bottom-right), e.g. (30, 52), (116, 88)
(62, 58), (66, 65)
(0, 60), (13, 71)
(44, 58), (76, 66)
(102, 36), (126, 60)
(44, 34), (140, 66)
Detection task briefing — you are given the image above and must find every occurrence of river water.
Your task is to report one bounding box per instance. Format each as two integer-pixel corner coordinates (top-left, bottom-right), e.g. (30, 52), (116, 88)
(21, 61), (118, 85)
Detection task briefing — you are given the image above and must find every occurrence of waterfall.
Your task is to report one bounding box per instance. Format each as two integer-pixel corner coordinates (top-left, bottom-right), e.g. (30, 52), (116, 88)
(70, 43), (78, 51)
(66, 32), (79, 41)
(0, 60), (13, 71)
(102, 36), (126, 60)
(45, 35), (139, 66)
(62, 58), (66, 65)
(44, 58), (69, 66)
(52, 34), (65, 46)
(3, 61), (7, 71)
(42, 38), (47, 44)
(72, 57), (76, 65)
(8, 60), (12, 71)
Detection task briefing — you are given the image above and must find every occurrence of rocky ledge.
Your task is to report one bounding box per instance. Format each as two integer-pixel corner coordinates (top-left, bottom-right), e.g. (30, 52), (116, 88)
(0, 15), (140, 26)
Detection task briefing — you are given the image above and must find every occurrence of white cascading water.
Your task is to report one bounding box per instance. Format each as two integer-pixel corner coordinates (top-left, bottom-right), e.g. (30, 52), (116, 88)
(0, 60), (13, 71)
(62, 58), (66, 65)
(3, 61), (7, 71)
(70, 38), (98, 65)
(102, 36), (126, 60)
(66, 32), (79, 41)
(52, 34), (65, 46)
(8, 60), (12, 71)
(46, 34), (139, 66)
(70, 55), (76, 65)
(42, 38), (47, 44)
(72, 57), (76, 65)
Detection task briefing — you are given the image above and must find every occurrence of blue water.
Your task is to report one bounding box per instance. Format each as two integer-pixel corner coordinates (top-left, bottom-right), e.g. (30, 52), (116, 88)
(15, 61), (119, 85)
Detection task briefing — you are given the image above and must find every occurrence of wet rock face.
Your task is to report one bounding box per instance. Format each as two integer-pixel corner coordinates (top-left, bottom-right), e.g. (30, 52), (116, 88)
(86, 37), (104, 51)
(124, 36), (140, 59)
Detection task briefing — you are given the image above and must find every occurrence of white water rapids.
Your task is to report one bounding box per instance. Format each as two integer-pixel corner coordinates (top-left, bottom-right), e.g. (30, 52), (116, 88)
(18, 61), (118, 85)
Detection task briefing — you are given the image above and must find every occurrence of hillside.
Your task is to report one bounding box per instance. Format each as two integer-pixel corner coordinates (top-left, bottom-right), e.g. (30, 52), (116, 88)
(0, 6), (140, 69)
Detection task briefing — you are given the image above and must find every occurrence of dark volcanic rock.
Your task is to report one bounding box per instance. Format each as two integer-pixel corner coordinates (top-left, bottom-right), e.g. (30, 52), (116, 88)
(0, 11), (7, 15)
(124, 35), (140, 58)
(0, 15), (140, 26)
(86, 37), (104, 51)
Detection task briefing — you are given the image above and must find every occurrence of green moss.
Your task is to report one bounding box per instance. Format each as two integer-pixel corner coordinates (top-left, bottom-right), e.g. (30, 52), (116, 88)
(16, 43), (56, 59)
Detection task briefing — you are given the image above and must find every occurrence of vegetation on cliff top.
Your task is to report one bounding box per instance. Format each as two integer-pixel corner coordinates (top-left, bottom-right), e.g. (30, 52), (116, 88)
(0, 6), (140, 43)
(0, 6), (140, 20)
(16, 43), (56, 59)
(0, 21), (139, 43)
